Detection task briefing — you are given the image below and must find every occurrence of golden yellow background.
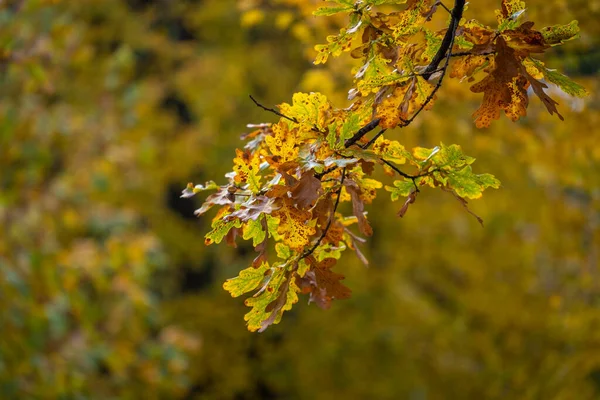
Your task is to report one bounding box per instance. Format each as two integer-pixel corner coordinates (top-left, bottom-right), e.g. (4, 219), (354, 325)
(1, 0), (599, 398)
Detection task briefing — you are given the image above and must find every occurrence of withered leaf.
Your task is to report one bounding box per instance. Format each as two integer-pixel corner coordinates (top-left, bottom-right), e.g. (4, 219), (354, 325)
(397, 190), (418, 218)
(296, 257), (351, 310)
(290, 172), (323, 209)
(344, 179), (373, 236)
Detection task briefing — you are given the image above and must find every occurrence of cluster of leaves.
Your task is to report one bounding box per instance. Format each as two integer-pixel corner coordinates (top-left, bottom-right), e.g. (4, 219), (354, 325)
(184, 0), (586, 332)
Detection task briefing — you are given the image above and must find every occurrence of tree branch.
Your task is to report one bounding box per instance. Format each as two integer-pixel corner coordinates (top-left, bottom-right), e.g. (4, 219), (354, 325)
(344, 118), (381, 148)
(421, 0), (465, 80)
(343, 0), (465, 148)
(249, 94), (298, 124)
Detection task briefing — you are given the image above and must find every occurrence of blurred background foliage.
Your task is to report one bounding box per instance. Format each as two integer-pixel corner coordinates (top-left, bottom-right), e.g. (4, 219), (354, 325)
(0, 0), (599, 398)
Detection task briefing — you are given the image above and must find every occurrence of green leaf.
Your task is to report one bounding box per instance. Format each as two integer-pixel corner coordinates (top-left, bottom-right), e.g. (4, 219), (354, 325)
(529, 58), (588, 98)
(275, 243), (292, 260)
(541, 20), (580, 45)
(297, 258), (310, 277)
(244, 268), (299, 332)
(385, 180), (415, 201)
(339, 113), (362, 148)
(447, 166), (501, 199)
(223, 262), (270, 297)
(356, 54), (408, 95)
(314, 5), (353, 16)
(372, 136), (409, 165)
(205, 218), (242, 245)
(243, 218), (266, 247)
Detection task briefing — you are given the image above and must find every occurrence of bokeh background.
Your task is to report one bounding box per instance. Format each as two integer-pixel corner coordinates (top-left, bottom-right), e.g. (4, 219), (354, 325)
(1, 0), (599, 398)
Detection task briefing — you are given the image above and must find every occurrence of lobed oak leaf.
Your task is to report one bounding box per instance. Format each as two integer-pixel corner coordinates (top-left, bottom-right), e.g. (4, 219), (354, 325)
(522, 70), (563, 121)
(540, 20), (579, 45)
(243, 217), (267, 247)
(275, 243), (293, 260)
(194, 185), (235, 216)
(244, 268), (299, 332)
(205, 218), (242, 246)
(470, 37), (531, 128)
(290, 172), (323, 209)
(226, 196), (279, 222)
(232, 148), (262, 193)
(296, 257), (351, 310)
(273, 203), (317, 251)
(527, 58), (588, 98)
(446, 165), (501, 199)
(385, 179), (415, 201)
(223, 262), (270, 298)
(265, 121), (299, 167)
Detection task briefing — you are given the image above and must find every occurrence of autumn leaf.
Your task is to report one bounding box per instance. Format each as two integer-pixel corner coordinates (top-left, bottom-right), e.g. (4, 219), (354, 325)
(290, 172), (323, 209)
(372, 135), (409, 165)
(181, 181), (218, 198)
(265, 121), (299, 167)
(344, 179), (373, 236)
(232, 148), (262, 193)
(470, 37), (530, 128)
(296, 257), (351, 310)
(193, 185), (236, 216)
(273, 203), (317, 251)
(244, 268), (299, 332)
(205, 217), (242, 246)
(223, 262), (270, 298)
(540, 20), (580, 45)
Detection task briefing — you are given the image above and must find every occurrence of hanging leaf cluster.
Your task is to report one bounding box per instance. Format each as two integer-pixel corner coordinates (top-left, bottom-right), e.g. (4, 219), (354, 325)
(184, 0), (586, 331)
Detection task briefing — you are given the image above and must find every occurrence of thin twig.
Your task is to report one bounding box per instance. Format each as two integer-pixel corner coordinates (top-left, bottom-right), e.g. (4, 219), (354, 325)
(439, 1), (452, 14)
(300, 168), (347, 260)
(249, 94), (298, 124)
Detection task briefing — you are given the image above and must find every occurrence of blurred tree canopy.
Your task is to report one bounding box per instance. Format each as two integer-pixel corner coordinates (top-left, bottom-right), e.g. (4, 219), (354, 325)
(0, 0), (599, 399)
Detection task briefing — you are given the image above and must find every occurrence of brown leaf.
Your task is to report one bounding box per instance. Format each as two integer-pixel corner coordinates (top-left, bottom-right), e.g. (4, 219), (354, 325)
(225, 196), (280, 222)
(290, 172), (323, 209)
(225, 226), (242, 248)
(313, 195), (333, 227)
(521, 68), (564, 121)
(344, 179), (373, 236)
(194, 185), (236, 216)
(470, 37), (529, 128)
(397, 190), (418, 218)
(296, 257), (351, 310)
